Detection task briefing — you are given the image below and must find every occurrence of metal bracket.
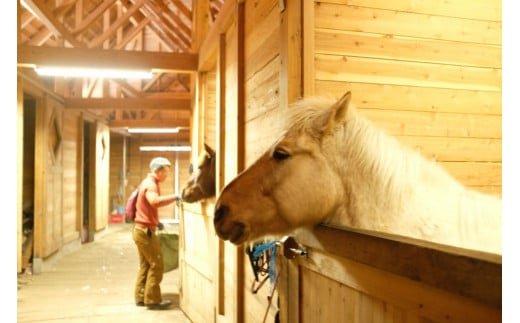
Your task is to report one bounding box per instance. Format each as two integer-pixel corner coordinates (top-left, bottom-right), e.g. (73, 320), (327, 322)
(279, 236), (309, 259)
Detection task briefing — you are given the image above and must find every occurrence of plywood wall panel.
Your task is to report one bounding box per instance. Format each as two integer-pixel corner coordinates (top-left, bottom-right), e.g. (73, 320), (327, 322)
(315, 54), (501, 92)
(442, 162), (502, 187)
(321, 0), (501, 21)
(358, 109), (501, 139)
(298, 250), (500, 323)
(244, 0), (279, 82)
(314, 3), (501, 44)
(315, 30), (501, 69)
(204, 71), (217, 147)
(245, 57), (281, 123)
(310, 0), (502, 195)
(397, 136), (501, 162)
(315, 81), (502, 115)
(61, 111), (81, 243)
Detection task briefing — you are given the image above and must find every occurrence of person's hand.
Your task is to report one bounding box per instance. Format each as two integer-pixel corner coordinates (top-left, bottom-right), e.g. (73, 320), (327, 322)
(174, 194), (182, 206)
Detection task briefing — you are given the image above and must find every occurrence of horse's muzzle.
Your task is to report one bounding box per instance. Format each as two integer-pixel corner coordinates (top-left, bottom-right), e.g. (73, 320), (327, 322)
(214, 204), (247, 244)
(214, 204), (228, 225)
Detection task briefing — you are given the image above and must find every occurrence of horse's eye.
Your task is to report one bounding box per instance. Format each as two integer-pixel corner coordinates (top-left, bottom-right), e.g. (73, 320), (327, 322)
(272, 148), (290, 161)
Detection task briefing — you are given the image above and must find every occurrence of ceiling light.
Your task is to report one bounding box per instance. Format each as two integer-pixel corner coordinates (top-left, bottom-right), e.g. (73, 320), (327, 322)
(128, 128), (180, 134)
(34, 66), (153, 79)
(139, 146), (192, 152)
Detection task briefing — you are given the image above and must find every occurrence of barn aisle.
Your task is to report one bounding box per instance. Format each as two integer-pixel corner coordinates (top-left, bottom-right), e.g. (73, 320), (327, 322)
(17, 223), (191, 323)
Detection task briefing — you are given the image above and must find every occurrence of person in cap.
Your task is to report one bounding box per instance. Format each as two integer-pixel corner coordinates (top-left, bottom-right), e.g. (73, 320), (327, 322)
(133, 156), (180, 310)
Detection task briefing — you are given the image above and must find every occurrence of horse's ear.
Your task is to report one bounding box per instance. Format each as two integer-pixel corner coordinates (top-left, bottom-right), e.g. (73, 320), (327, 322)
(204, 143), (216, 156)
(314, 91), (352, 134)
(332, 91), (352, 122)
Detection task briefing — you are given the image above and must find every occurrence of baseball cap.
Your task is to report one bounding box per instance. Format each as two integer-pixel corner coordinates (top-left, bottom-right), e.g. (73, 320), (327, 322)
(149, 157), (172, 171)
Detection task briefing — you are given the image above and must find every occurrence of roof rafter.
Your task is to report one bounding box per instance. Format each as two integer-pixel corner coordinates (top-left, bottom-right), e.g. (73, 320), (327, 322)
(22, 0), (85, 47)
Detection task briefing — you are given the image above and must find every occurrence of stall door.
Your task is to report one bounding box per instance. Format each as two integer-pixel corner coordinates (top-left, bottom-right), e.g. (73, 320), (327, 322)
(33, 95), (64, 259)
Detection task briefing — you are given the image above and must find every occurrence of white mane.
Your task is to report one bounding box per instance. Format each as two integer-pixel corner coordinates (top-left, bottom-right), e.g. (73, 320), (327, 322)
(287, 96), (502, 256)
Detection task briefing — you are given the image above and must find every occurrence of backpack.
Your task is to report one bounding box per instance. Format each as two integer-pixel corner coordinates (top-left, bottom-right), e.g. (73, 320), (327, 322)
(125, 186), (140, 222)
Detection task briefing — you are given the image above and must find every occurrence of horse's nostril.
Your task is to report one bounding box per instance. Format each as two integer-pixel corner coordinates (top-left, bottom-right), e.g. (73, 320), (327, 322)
(214, 205), (229, 224)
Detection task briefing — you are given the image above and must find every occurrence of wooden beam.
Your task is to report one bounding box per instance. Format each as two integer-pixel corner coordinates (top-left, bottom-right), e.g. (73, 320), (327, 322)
(114, 17), (150, 50)
(71, 0), (118, 34)
(22, 0), (85, 47)
(18, 45), (198, 72)
(87, 0), (145, 48)
(198, 0), (235, 71)
(64, 97), (191, 110)
(109, 119), (190, 128)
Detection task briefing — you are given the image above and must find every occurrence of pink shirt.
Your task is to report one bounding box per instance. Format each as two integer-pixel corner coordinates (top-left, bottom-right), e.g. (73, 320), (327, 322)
(134, 175), (160, 230)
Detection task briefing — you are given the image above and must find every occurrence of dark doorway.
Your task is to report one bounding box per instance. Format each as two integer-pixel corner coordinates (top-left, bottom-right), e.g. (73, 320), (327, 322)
(82, 121), (92, 243)
(22, 95), (36, 273)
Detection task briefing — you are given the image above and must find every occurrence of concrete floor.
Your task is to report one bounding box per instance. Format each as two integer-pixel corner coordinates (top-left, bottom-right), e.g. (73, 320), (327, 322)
(17, 223), (192, 323)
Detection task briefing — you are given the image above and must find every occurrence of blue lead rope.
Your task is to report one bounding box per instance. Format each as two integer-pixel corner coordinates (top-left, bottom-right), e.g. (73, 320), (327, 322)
(252, 241), (278, 285)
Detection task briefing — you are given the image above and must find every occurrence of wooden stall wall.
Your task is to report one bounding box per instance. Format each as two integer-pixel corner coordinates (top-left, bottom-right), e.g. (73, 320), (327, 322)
(275, 1), (501, 322)
(179, 70), (218, 323)
(306, 0), (502, 196)
(61, 110), (82, 244)
(20, 75), (114, 273)
(242, 1), (285, 322)
(180, 1), (301, 321)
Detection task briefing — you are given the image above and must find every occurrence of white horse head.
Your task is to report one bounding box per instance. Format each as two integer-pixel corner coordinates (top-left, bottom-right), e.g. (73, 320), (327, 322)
(214, 92), (501, 255)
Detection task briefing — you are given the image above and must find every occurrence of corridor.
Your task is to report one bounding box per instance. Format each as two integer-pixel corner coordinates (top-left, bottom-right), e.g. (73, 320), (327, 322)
(17, 223), (192, 322)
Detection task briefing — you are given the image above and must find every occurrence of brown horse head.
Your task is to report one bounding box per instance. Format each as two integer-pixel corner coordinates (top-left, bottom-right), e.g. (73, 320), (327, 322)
(181, 143), (216, 203)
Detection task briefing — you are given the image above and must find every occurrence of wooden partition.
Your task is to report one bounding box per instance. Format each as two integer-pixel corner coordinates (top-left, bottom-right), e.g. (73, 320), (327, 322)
(182, 0), (501, 322)
(179, 67), (219, 322)
(19, 73), (114, 273)
(277, 1), (502, 322)
(305, 0), (501, 196)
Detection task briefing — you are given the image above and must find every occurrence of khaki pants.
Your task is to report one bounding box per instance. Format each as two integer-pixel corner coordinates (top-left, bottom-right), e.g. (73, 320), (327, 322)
(133, 227), (164, 304)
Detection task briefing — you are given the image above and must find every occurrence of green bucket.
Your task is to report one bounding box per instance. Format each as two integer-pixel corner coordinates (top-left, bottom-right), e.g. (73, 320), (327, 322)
(157, 231), (179, 273)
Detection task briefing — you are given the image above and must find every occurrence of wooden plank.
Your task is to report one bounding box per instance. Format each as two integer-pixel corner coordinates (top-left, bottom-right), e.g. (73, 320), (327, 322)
(315, 30), (502, 68)
(442, 162), (502, 187)
(198, 0), (236, 71)
(17, 74), (24, 273)
(245, 57), (281, 122)
(64, 97), (191, 111)
(314, 81), (502, 115)
(190, 0), (210, 52)
(236, 4), (246, 322)
(298, 225), (501, 309)
(244, 1), (279, 82)
(358, 109), (502, 139)
(216, 31), (227, 318)
(18, 45), (198, 72)
(315, 54), (501, 92)
(398, 136), (501, 162)
(279, 0), (302, 105)
(303, 0), (315, 96)
(314, 3), (501, 45)
(320, 0), (501, 21)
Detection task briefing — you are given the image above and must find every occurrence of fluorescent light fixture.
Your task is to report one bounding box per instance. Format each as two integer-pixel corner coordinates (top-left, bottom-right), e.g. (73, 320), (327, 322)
(128, 128), (180, 134)
(34, 67), (153, 79)
(140, 146), (192, 152)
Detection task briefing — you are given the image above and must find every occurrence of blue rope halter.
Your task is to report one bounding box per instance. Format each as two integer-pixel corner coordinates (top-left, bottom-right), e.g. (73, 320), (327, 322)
(252, 240), (278, 285)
